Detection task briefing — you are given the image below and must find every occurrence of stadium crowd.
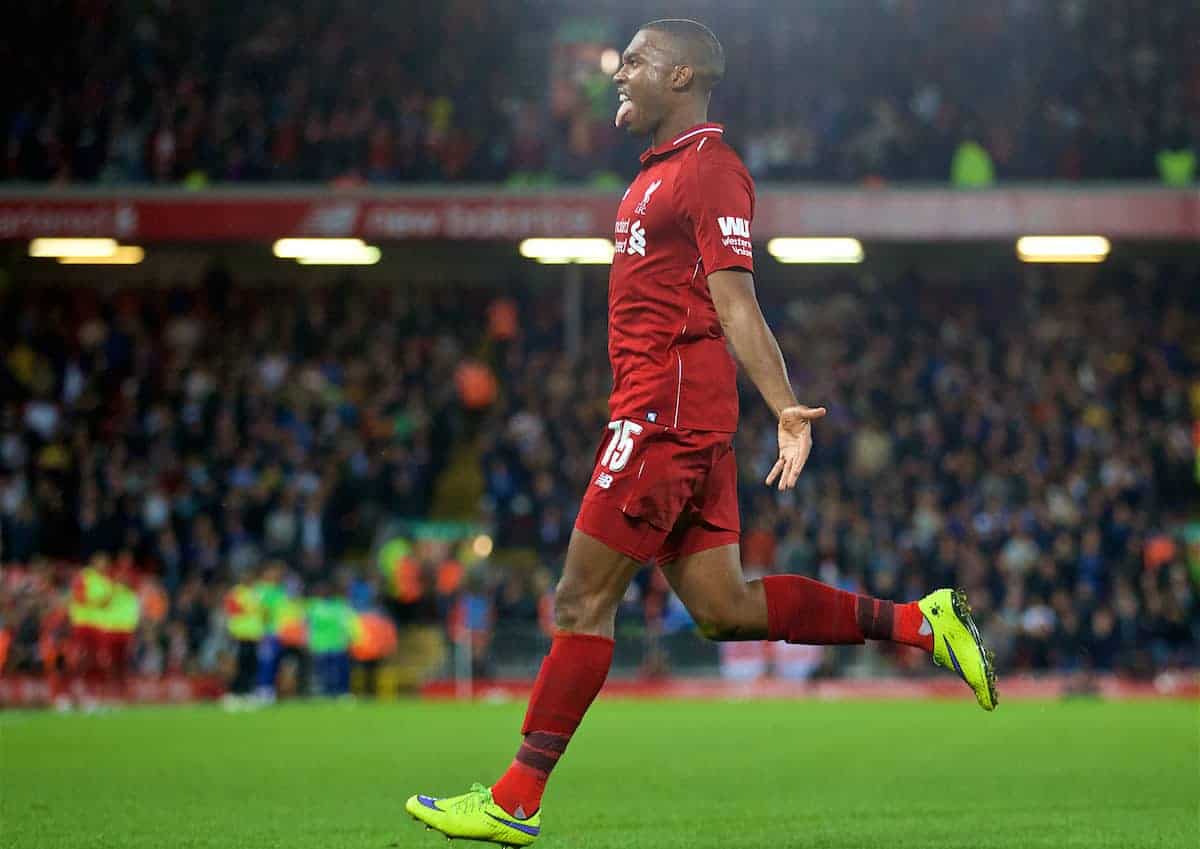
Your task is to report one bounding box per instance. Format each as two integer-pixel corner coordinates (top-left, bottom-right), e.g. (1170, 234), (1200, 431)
(4, 0), (1196, 185)
(1, 260), (1197, 697)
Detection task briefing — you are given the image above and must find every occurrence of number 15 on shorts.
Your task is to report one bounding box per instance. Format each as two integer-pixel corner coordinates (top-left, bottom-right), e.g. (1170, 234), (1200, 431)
(600, 419), (644, 473)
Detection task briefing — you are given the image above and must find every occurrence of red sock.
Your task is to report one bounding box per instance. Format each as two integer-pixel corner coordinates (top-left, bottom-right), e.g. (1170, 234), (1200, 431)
(865, 596), (934, 652)
(762, 575), (933, 652)
(491, 632), (614, 818)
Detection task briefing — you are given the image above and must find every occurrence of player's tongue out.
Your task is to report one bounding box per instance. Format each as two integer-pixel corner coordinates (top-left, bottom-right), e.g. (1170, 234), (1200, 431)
(615, 96), (636, 128)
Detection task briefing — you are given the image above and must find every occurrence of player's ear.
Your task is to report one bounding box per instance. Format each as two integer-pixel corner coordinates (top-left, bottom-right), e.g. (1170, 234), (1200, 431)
(670, 64), (694, 91)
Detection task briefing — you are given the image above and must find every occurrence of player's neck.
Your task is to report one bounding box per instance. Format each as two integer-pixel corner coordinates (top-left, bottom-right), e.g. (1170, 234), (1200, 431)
(652, 107), (711, 148)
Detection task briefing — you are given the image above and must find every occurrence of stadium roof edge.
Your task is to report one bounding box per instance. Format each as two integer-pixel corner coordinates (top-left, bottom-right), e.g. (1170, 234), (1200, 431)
(0, 181), (1196, 200)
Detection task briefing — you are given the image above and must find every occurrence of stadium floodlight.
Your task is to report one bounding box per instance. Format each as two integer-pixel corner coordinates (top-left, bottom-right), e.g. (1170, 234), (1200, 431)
(58, 246), (145, 265)
(295, 246), (382, 265)
(29, 238), (119, 258)
(519, 238), (615, 265)
(472, 534), (494, 558)
(767, 237), (864, 264)
(273, 238), (381, 264)
(1016, 235), (1110, 263)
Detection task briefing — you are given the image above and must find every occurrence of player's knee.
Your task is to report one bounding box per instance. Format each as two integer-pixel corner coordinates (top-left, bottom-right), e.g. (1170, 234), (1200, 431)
(693, 606), (746, 641)
(553, 581), (608, 632)
(553, 591), (582, 631)
(695, 618), (743, 641)
(692, 587), (761, 641)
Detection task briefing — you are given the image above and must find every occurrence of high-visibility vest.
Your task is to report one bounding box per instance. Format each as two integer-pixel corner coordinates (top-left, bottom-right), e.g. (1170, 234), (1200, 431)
(350, 613), (398, 662)
(306, 598), (353, 654)
(1158, 148), (1195, 186)
(379, 539), (422, 601)
(138, 581), (169, 623)
(390, 557), (423, 603)
(105, 583), (141, 634)
(276, 599), (309, 648)
(256, 581), (286, 633)
(69, 568), (112, 628)
(225, 585), (265, 641)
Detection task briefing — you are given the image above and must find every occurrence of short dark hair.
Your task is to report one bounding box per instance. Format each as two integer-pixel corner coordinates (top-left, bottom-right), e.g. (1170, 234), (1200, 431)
(640, 18), (725, 91)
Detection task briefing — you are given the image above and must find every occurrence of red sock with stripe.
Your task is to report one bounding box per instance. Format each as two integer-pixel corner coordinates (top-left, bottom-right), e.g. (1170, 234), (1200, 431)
(762, 575), (933, 651)
(491, 632), (614, 818)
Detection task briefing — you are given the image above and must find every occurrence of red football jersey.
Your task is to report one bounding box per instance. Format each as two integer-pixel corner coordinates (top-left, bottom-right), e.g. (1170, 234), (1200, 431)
(607, 123), (754, 433)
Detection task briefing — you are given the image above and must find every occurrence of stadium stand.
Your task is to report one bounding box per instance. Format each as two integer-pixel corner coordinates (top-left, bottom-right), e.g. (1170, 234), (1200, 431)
(1, 264), (1196, 682)
(3, 0), (1196, 184)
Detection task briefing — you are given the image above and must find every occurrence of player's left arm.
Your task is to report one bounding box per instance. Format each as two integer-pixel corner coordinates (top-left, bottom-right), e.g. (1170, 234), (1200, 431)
(687, 151), (825, 489)
(708, 270), (796, 418)
(708, 271), (826, 489)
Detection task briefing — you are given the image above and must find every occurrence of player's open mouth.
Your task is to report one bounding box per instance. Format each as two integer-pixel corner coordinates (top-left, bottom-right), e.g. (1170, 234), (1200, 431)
(615, 91), (636, 128)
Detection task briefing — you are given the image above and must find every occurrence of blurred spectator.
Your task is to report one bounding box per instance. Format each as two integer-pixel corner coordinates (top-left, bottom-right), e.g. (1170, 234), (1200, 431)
(307, 581), (354, 697)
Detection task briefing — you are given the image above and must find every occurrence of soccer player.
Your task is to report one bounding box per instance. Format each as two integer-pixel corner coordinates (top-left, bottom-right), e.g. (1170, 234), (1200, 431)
(99, 568), (141, 703)
(407, 19), (997, 846)
(67, 555), (114, 709)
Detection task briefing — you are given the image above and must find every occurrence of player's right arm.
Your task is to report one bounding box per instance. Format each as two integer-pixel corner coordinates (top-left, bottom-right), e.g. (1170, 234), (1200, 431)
(72, 573), (89, 604)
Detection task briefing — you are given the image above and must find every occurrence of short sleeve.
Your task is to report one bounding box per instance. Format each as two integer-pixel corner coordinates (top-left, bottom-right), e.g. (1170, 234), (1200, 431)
(684, 150), (755, 274)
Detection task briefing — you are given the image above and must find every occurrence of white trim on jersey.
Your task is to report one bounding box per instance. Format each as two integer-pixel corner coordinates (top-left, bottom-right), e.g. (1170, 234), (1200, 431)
(673, 350), (683, 428)
(671, 126), (724, 146)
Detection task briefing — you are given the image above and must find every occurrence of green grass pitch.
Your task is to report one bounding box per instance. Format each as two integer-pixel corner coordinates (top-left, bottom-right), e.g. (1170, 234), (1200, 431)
(1, 698), (1196, 848)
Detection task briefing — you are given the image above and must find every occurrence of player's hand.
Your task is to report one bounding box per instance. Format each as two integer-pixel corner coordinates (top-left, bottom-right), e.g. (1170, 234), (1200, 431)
(764, 404), (827, 490)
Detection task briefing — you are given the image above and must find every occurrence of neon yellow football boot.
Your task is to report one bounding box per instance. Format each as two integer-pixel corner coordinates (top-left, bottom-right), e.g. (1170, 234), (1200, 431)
(406, 783), (540, 847)
(918, 588), (999, 711)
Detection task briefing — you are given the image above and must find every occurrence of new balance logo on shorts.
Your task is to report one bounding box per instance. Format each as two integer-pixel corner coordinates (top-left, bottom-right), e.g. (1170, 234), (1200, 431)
(594, 473), (614, 489)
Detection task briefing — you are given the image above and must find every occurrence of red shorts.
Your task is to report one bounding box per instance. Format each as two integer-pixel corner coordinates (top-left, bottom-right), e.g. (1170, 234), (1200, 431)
(98, 632), (134, 669)
(68, 625), (103, 669)
(574, 419), (740, 566)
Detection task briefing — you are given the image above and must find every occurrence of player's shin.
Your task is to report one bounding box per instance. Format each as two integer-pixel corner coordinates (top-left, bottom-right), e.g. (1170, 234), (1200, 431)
(760, 575), (933, 652)
(490, 632), (614, 819)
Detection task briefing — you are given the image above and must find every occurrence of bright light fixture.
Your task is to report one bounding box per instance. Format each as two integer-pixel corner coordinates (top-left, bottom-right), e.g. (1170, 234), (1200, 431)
(600, 48), (621, 75)
(519, 238), (614, 265)
(295, 245), (381, 266)
(767, 237), (864, 264)
(472, 534), (494, 558)
(273, 238), (369, 259)
(29, 238), (119, 258)
(274, 238), (382, 265)
(1016, 236), (1110, 263)
(58, 246), (145, 265)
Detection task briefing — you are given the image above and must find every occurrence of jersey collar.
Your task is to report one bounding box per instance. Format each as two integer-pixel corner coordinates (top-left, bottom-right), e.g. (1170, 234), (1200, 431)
(640, 123), (725, 164)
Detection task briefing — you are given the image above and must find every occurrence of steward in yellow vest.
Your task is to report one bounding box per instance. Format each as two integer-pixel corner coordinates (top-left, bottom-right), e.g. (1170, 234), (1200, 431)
(224, 579), (265, 699)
